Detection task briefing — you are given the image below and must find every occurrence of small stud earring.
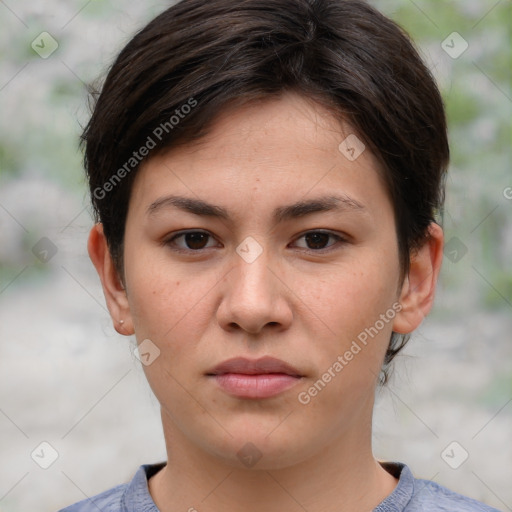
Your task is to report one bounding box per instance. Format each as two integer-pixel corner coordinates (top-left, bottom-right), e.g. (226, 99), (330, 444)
(119, 320), (125, 325)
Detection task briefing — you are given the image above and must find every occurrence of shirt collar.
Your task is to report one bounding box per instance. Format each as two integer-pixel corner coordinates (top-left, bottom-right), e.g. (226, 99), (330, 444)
(120, 461), (414, 511)
(122, 462), (166, 512)
(374, 462), (414, 511)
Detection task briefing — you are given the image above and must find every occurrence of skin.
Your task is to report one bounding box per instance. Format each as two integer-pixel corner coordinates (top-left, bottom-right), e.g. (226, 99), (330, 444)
(89, 90), (443, 512)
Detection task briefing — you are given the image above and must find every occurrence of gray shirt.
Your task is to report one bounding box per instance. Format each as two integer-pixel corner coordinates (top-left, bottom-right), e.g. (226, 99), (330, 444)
(59, 461), (501, 511)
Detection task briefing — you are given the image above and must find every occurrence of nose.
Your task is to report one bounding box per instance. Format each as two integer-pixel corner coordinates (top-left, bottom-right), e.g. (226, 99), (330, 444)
(216, 249), (293, 335)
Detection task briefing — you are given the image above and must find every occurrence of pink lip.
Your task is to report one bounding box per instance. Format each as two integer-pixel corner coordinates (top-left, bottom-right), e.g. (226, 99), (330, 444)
(206, 356), (303, 399)
(212, 373), (300, 398)
(207, 356), (302, 376)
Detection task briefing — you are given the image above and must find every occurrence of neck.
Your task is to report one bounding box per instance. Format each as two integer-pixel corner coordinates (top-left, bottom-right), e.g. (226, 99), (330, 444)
(149, 408), (398, 512)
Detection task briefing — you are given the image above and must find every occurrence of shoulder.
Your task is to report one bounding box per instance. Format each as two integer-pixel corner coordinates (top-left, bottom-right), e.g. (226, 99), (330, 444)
(376, 462), (500, 512)
(57, 462), (165, 512)
(408, 477), (502, 512)
(57, 482), (127, 511)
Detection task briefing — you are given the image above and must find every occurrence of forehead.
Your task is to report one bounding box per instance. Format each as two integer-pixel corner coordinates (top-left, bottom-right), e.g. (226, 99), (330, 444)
(169, 91), (365, 164)
(129, 91), (391, 220)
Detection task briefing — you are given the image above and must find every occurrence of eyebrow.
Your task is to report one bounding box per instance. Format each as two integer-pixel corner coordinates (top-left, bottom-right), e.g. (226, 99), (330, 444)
(146, 194), (367, 223)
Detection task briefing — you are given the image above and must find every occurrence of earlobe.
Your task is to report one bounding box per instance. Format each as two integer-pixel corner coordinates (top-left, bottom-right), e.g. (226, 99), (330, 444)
(87, 223), (135, 336)
(392, 222), (444, 334)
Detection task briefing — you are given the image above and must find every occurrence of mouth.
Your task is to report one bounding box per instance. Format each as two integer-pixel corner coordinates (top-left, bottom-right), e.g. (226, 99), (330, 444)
(206, 356), (304, 399)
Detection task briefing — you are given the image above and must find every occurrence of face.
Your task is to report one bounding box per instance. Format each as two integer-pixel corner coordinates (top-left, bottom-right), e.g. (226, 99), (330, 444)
(94, 91), (435, 470)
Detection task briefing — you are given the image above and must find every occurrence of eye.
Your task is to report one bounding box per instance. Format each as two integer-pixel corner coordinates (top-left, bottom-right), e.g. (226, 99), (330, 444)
(292, 231), (347, 251)
(164, 229), (347, 253)
(165, 230), (218, 251)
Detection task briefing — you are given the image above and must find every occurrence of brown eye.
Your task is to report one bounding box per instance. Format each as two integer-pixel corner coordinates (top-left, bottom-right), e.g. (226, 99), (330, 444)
(304, 232), (331, 249)
(183, 232), (210, 249)
(167, 231), (217, 251)
(293, 231), (346, 251)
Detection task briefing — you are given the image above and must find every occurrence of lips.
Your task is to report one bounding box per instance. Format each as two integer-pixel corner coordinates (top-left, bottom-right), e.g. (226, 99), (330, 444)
(206, 356), (303, 377)
(206, 356), (303, 399)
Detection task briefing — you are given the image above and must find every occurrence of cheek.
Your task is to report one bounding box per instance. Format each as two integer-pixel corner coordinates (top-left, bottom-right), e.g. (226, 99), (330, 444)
(298, 254), (400, 387)
(299, 268), (396, 405)
(124, 255), (197, 338)
(124, 261), (212, 395)
(304, 262), (397, 336)
(124, 255), (224, 369)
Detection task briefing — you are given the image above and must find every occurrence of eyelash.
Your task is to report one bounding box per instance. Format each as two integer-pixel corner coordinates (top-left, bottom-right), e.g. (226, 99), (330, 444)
(164, 230), (348, 254)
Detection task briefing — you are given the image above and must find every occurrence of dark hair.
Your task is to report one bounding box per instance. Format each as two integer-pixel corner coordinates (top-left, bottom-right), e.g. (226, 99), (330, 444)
(81, 0), (449, 382)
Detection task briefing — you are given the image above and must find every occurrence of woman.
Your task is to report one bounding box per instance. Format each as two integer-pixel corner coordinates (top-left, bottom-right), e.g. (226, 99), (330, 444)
(60, 0), (499, 510)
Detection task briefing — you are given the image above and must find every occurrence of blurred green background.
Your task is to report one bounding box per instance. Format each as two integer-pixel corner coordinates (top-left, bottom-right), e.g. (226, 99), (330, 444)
(1, 0), (511, 309)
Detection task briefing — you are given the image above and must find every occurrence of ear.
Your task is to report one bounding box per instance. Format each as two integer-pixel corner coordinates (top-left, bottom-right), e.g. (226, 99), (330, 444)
(392, 222), (444, 334)
(87, 223), (134, 336)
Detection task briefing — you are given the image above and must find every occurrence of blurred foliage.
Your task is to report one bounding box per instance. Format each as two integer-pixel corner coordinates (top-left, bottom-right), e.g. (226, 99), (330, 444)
(377, 0), (512, 313)
(0, 0), (511, 311)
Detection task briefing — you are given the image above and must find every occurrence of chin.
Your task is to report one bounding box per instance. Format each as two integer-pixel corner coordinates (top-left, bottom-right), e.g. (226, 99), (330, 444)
(202, 425), (318, 471)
